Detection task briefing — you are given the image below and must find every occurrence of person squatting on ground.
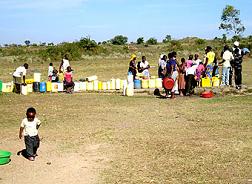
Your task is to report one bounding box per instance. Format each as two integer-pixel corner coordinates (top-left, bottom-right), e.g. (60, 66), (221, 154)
(19, 107), (41, 161)
(219, 45), (234, 86)
(139, 56), (150, 78)
(13, 63), (29, 94)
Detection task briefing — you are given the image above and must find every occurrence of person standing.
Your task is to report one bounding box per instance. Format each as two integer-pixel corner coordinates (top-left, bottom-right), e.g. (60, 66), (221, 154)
(59, 54), (70, 73)
(204, 46), (216, 78)
(13, 63), (29, 93)
(219, 45), (234, 86)
(128, 54), (137, 80)
(232, 41), (243, 89)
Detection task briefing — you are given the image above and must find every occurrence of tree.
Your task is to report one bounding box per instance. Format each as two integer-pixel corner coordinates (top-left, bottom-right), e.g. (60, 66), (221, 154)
(111, 35), (128, 45)
(24, 40), (30, 46)
(136, 37), (144, 44)
(219, 5), (245, 36)
(146, 37), (157, 45)
(162, 35), (172, 43)
(79, 36), (97, 51)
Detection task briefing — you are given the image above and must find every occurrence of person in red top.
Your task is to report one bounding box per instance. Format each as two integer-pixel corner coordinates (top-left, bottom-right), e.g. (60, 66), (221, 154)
(64, 66), (75, 93)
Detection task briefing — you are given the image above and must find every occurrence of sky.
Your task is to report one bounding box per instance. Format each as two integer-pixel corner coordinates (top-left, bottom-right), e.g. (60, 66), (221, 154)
(0, 0), (252, 45)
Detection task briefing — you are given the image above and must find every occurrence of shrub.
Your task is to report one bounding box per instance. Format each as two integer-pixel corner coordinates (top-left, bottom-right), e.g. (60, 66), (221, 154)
(111, 35), (128, 45)
(146, 37), (157, 45)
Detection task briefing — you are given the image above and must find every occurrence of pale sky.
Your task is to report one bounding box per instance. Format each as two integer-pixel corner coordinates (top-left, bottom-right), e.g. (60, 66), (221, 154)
(0, 0), (251, 45)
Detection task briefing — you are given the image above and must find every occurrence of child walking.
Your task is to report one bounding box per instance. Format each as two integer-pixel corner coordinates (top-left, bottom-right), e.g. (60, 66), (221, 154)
(19, 107), (41, 161)
(48, 63), (54, 81)
(64, 66), (75, 93)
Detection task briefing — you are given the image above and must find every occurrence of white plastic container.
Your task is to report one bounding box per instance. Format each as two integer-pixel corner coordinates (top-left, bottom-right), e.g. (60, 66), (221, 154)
(27, 83), (33, 93)
(87, 82), (94, 91)
(34, 73), (41, 82)
(155, 78), (163, 88)
(51, 83), (58, 92)
(58, 83), (64, 92)
(93, 80), (99, 91)
(102, 82), (107, 90)
(86, 75), (97, 82)
(122, 80), (127, 96)
(115, 78), (121, 90)
(126, 83), (134, 96)
(111, 78), (116, 90)
(74, 82), (80, 92)
(79, 82), (87, 91)
(21, 85), (28, 95)
(107, 81), (111, 90)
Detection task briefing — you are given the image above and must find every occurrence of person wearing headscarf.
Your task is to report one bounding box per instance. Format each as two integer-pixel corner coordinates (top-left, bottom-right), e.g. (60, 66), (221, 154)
(128, 54), (137, 80)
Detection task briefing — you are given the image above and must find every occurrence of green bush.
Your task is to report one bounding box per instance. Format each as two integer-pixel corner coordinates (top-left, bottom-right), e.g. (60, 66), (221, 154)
(146, 38), (157, 45)
(111, 35), (128, 45)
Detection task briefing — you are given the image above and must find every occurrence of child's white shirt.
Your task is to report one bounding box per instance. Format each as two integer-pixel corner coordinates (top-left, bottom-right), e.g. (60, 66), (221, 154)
(21, 118), (41, 136)
(48, 66), (54, 76)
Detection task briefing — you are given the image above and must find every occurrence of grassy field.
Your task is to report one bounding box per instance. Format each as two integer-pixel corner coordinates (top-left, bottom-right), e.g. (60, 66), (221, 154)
(0, 56), (252, 184)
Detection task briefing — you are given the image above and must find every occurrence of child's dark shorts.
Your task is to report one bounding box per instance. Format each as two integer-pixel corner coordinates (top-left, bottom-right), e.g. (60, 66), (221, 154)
(24, 135), (40, 157)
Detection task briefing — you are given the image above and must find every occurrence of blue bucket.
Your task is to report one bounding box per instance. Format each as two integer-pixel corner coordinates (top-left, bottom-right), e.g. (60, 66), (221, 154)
(134, 79), (141, 89)
(39, 82), (46, 92)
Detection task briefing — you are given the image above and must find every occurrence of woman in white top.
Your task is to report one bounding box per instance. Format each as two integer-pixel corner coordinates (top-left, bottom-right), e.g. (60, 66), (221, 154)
(59, 55), (70, 73)
(220, 45), (234, 86)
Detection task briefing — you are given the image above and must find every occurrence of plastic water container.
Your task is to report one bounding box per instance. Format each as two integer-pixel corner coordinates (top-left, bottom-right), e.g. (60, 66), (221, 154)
(2, 83), (13, 93)
(107, 81), (111, 90)
(21, 85), (28, 95)
(87, 82), (94, 91)
(122, 80), (127, 96)
(127, 74), (133, 83)
(0, 80), (2, 92)
(141, 79), (149, 89)
(33, 82), (40, 92)
(126, 83), (134, 96)
(120, 80), (124, 89)
(58, 83), (64, 92)
(149, 79), (155, 88)
(98, 81), (102, 90)
(212, 77), (220, 87)
(79, 82), (87, 91)
(155, 78), (163, 88)
(39, 82), (46, 92)
(86, 75), (98, 82)
(51, 83), (58, 92)
(46, 82), (52, 92)
(102, 82), (107, 90)
(34, 73), (41, 82)
(111, 78), (116, 90)
(134, 79), (141, 89)
(115, 79), (121, 90)
(93, 80), (99, 91)
(201, 77), (211, 88)
(27, 84), (33, 93)
(74, 82), (80, 92)
(58, 73), (64, 82)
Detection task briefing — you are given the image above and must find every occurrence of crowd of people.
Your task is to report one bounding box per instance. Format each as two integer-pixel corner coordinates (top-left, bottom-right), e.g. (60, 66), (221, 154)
(128, 41), (249, 98)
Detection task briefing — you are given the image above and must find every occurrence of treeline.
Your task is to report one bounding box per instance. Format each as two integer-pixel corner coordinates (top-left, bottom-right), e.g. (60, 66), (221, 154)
(0, 35), (251, 61)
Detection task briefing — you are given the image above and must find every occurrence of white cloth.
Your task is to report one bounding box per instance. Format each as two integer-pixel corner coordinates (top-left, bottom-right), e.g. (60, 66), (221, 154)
(61, 59), (70, 72)
(159, 59), (167, 70)
(186, 65), (197, 76)
(222, 50), (234, 68)
(48, 66), (54, 76)
(171, 71), (178, 92)
(21, 118), (41, 136)
(13, 66), (26, 77)
(193, 59), (201, 66)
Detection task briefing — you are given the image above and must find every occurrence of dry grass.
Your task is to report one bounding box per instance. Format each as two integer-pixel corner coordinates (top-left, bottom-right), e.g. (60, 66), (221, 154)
(0, 56), (252, 184)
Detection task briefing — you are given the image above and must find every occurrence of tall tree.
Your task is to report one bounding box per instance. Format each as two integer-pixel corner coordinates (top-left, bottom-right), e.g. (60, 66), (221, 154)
(219, 5), (245, 36)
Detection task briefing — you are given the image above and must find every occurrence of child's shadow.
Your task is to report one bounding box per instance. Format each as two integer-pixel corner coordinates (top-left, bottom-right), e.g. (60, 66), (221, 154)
(17, 149), (29, 159)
